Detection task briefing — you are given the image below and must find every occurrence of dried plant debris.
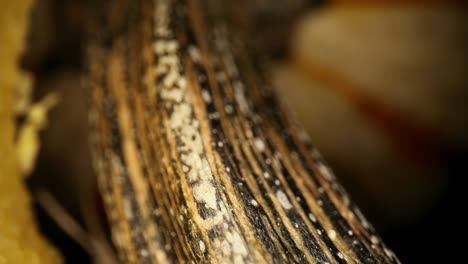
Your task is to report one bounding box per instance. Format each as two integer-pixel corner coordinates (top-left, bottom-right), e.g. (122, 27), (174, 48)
(86, 0), (399, 263)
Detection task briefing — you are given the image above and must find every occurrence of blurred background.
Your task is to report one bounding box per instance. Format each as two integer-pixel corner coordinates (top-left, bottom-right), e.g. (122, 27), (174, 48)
(17, 0), (464, 263)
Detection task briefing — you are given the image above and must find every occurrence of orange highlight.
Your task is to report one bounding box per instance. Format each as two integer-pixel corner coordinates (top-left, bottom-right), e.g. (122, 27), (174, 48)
(292, 54), (444, 165)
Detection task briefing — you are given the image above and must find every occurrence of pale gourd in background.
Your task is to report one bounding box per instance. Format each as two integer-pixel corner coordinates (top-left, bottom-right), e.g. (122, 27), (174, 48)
(274, 7), (465, 225)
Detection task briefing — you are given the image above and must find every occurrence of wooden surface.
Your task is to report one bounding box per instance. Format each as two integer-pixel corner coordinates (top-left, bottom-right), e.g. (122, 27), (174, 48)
(86, 0), (399, 262)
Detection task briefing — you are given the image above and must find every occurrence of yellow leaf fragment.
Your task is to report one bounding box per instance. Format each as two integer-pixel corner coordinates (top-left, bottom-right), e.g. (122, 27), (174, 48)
(16, 93), (59, 176)
(0, 0), (62, 262)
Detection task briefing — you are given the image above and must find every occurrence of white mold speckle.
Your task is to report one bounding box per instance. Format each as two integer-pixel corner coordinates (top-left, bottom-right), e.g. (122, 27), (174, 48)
(199, 240), (206, 253)
(202, 89), (212, 103)
(225, 104), (234, 114)
(338, 252), (344, 259)
(254, 138), (265, 152)
(343, 194), (350, 206)
(233, 81), (248, 113)
(188, 46), (201, 62)
(140, 249), (149, 257)
(384, 247), (394, 258)
(245, 130), (253, 139)
(308, 213), (317, 223)
(177, 78), (186, 88)
(155, 16), (249, 262)
(251, 199), (259, 207)
(123, 199), (133, 219)
(221, 240), (231, 256)
(193, 182), (217, 209)
(164, 243), (171, 251)
(318, 164), (334, 181)
(276, 190), (292, 210)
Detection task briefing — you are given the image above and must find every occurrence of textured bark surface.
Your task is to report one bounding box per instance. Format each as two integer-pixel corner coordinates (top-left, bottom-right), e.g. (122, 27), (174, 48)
(86, 0), (399, 263)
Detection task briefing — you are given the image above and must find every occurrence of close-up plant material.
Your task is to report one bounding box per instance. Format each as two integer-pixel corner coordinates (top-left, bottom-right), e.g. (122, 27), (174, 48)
(1, 0), (463, 263)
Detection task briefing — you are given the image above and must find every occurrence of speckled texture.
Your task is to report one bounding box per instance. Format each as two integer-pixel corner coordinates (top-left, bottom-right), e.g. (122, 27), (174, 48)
(86, 0), (400, 263)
